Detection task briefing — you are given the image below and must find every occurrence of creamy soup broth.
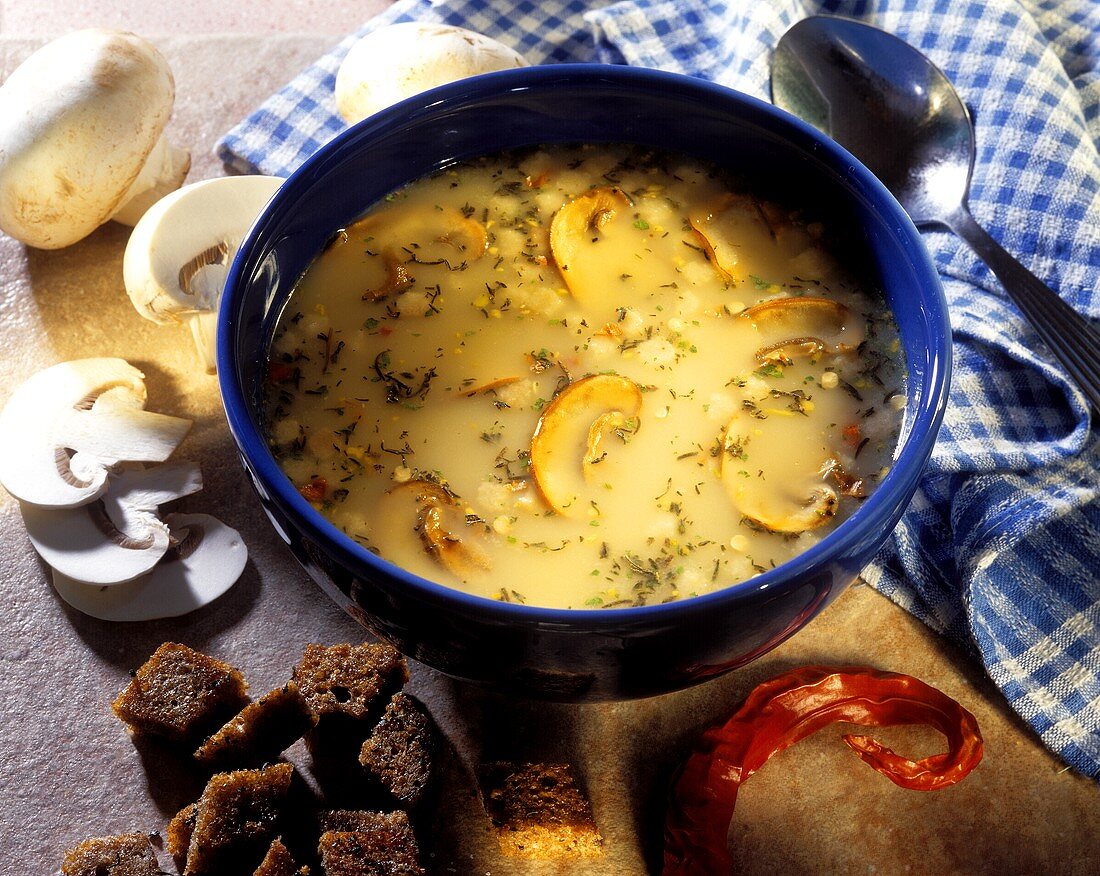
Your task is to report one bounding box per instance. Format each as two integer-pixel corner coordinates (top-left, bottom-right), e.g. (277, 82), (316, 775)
(265, 144), (905, 609)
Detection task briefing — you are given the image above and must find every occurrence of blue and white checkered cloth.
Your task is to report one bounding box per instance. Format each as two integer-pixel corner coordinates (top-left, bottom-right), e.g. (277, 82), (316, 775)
(219, 0), (1100, 779)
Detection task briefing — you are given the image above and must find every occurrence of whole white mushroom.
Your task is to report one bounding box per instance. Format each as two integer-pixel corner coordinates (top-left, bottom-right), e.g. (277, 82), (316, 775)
(335, 22), (528, 124)
(0, 29), (190, 249)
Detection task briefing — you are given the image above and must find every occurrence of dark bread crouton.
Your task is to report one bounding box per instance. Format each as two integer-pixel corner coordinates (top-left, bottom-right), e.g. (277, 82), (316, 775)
(479, 762), (603, 859)
(166, 802), (198, 870)
(60, 833), (158, 876)
(112, 643), (249, 744)
(317, 811), (423, 876)
(319, 809), (389, 833)
(358, 693), (435, 809)
(292, 643), (407, 722)
(184, 763), (294, 876)
(252, 837), (309, 876)
(195, 682), (315, 767)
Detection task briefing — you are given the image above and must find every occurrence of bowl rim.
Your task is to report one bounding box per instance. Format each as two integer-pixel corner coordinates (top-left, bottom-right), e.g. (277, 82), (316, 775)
(219, 63), (951, 627)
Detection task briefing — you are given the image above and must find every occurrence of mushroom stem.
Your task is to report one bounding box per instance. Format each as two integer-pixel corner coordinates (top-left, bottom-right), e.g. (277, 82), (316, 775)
(55, 403), (191, 468)
(111, 132), (191, 226)
(188, 310), (219, 375)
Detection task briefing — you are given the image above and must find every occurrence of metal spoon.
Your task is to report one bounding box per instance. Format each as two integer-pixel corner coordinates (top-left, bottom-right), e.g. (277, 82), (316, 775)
(771, 15), (1100, 411)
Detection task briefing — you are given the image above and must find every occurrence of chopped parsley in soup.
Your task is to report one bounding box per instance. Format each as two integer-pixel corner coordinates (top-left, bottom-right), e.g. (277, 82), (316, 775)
(264, 144), (905, 609)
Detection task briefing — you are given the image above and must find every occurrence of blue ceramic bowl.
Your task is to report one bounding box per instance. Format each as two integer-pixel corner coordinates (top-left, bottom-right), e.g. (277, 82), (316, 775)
(219, 65), (950, 702)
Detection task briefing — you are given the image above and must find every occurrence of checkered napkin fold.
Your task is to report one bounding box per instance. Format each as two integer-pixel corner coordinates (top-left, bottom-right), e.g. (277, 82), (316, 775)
(218, 0), (1100, 778)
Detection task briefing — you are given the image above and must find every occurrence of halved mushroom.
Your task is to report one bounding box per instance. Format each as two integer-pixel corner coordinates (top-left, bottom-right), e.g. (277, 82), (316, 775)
(720, 411), (837, 534)
(0, 359), (191, 508)
(51, 512), (247, 621)
(549, 187), (633, 303)
(739, 296), (865, 361)
(21, 461), (202, 585)
(390, 480), (490, 577)
(124, 175), (285, 373)
(335, 23), (528, 125)
(348, 206), (487, 301)
(0, 30), (189, 249)
(530, 374), (642, 515)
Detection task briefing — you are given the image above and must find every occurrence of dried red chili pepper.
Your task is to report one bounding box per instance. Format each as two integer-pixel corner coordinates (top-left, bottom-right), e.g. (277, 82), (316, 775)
(663, 666), (983, 876)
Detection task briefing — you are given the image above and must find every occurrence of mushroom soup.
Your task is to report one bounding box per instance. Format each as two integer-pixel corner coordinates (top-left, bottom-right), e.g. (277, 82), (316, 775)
(264, 145), (905, 609)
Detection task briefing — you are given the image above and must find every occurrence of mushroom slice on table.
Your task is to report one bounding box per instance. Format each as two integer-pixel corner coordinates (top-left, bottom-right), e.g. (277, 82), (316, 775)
(21, 461), (203, 586)
(51, 512), (247, 621)
(390, 480), (490, 578)
(0, 358), (191, 508)
(549, 187), (634, 305)
(335, 23), (528, 124)
(0, 29), (189, 249)
(739, 297), (865, 362)
(460, 376), (522, 397)
(530, 374), (642, 516)
(720, 410), (838, 534)
(124, 175), (285, 373)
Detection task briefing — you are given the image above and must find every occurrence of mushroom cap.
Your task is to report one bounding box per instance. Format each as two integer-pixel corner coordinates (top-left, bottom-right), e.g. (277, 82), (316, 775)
(0, 358), (191, 508)
(335, 23), (528, 124)
(0, 29), (176, 249)
(51, 512), (246, 621)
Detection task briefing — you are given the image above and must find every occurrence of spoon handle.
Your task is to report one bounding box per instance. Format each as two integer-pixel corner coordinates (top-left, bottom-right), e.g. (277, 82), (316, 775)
(945, 207), (1100, 412)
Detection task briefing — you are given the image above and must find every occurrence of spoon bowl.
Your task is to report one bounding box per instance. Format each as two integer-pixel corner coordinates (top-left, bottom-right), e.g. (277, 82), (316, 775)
(772, 15), (1100, 410)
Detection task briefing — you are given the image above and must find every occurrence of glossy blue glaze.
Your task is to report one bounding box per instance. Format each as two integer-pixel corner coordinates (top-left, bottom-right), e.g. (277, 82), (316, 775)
(218, 65), (950, 702)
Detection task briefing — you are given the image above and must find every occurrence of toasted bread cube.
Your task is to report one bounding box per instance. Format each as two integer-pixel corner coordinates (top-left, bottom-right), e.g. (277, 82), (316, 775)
(318, 812), (423, 876)
(480, 762), (603, 859)
(195, 682), (315, 767)
(319, 809), (387, 834)
(292, 643), (407, 721)
(184, 763), (294, 876)
(253, 837), (309, 876)
(166, 802), (198, 870)
(61, 833), (158, 876)
(358, 693), (435, 809)
(112, 643), (249, 744)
